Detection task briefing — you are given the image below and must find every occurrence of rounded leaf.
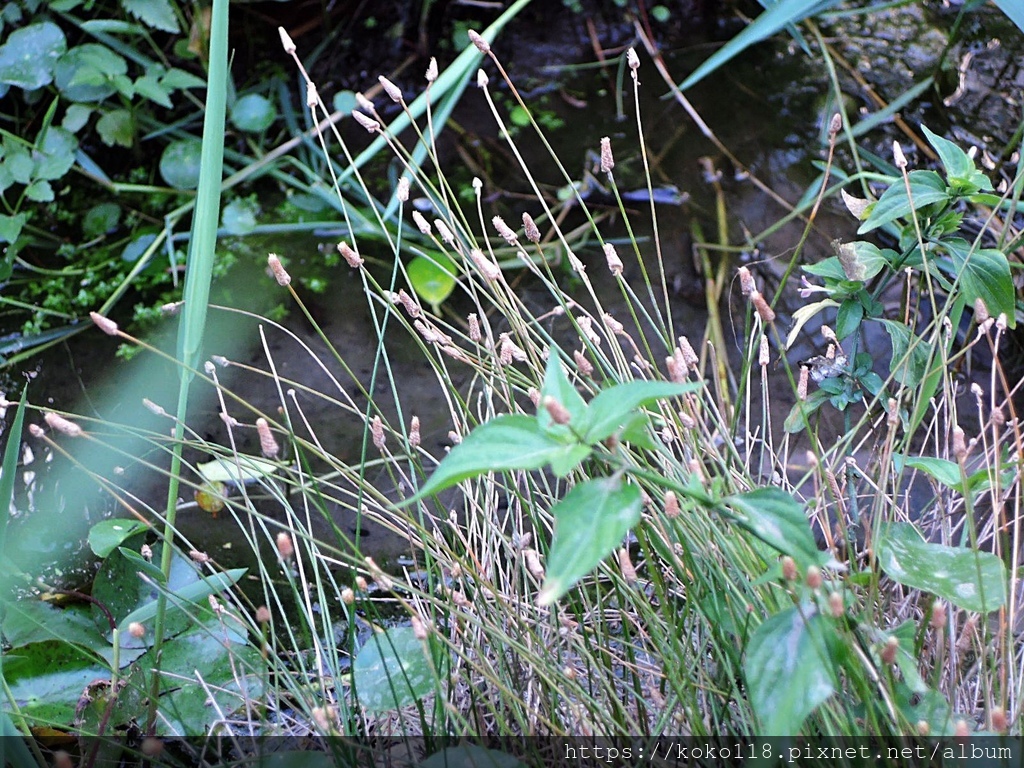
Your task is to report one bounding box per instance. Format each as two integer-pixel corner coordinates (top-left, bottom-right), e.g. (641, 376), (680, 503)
(83, 202), (121, 237)
(407, 252), (456, 310)
(221, 197), (258, 235)
(159, 138), (203, 189)
(54, 44), (126, 102)
(0, 22), (66, 90)
(230, 93), (276, 133)
(352, 627), (436, 712)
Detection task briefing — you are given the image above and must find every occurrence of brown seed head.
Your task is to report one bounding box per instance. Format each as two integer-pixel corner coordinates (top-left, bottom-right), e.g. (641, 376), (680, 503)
(829, 112), (843, 136)
(256, 418), (279, 458)
(142, 737), (164, 758)
(600, 137), (614, 173)
(90, 311), (119, 336)
(751, 291), (775, 323)
(371, 415), (386, 450)
(278, 27), (296, 54)
(522, 213), (541, 243)
(664, 490), (680, 518)
(409, 416), (421, 448)
(267, 253), (291, 286)
(737, 266), (756, 297)
(880, 636), (899, 665)
(805, 565), (822, 589)
(397, 176), (410, 203)
(617, 547), (637, 583)
(276, 532), (295, 561)
(492, 215), (518, 246)
(378, 75), (402, 103)
(128, 621), (145, 639)
(990, 707), (1008, 732)
(468, 29), (490, 53)
(543, 395), (572, 425)
(468, 313), (481, 342)
(412, 210), (431, 235)
(893, 141), (908, 170)
(469, 248), (501, 281)
(828, 591), (844, 617)
(352, 110), (379, 133)
(256, 605), (271, 623)
(603, 243), (623, 276)
(930, 601), (947, 630)
(573, 349), (594, 376)
(781, 556), (798, 581)
(44, 412), (83, 437)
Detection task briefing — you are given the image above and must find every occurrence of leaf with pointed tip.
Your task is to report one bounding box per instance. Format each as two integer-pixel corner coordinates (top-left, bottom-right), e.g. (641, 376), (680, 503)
(877, 522), (1005, 613)
(406, 415), (591, 504)
(745, 605), (837, 735)
(538, 478), (642, 606)
(581, 381), (700, 444)
(724, 488), (823, 568)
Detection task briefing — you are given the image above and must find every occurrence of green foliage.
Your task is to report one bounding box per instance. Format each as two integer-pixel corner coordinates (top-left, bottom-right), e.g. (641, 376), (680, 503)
(352, 627), (439, 712)
(876, 523), (1006, 614)
(744, 605), (838, 735)
(785, 124), (1017, 432)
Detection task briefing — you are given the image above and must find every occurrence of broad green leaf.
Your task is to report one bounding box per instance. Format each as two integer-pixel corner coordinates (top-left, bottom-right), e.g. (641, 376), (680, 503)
(878, 319), (929, 387)
(352, 627), (436, 712)
(230, 93), (276, 133)
(407, 251), (456, 311)
(745, 605), (837, 735)
(724, 487), (822, 568)
(581, 381), (700, 444)
(96, 108), (134, 147)
(0, 22), (66, 89)
(877, 522), (1006, 613)
(677, 0), (840, 91)
(161, 67), (206, 91)
(124, 618), (262, 736)
(196, 454), (279, 485)
(2, 601), (108, 655)
(62, 103), (92, 132)
(891, 621), (927, 694)
(83, 202), (120, 237)
(835, 241), (889, 281)
(116, 568), (247, 637)
(538, 350), (588, 438)
(33, 126), (77, 180)
(408, 415), (592, 502)
(54, 44), (127, 102)
(537, 478), (642, 606)
(783, 390), (829, 433)
(133, 73), (172, 108)
(835, 298), (863, 341)
(942, 238), (1015, 327)
(121, 232), (157, 262)
(893, 455), (961, 490)
(920, 124), (990, 191)
(5, 641), (108, 725)
(221, 197), (259, 235)
(858, 170), (949, 234)
(159, 138), (203, 189)
(122, 0), (180, 33)
(88, 518), (149, 558)
(0, 212), (28, 244)
(23, 179), (52, 202)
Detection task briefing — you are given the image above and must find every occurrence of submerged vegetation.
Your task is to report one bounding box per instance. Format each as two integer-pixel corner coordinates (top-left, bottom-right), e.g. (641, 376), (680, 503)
(2, 0), (1024, 765)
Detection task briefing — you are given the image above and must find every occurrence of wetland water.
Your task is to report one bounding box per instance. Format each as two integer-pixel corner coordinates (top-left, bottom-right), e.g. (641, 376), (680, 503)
(5, 2), (1022, 594)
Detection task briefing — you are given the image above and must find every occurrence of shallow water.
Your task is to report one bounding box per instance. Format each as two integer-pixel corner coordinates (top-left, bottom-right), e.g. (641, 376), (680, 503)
(5, 1), (1022, 594)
